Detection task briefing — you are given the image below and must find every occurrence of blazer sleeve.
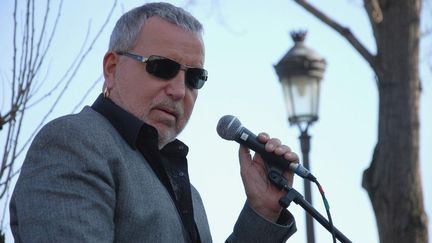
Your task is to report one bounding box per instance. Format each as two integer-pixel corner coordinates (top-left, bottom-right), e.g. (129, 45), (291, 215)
(10, 117), (117, 242)
(225, 202), (296, 243)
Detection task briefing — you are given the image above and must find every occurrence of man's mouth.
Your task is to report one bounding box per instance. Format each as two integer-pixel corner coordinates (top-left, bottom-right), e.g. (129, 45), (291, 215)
(153, 106), (179, 121)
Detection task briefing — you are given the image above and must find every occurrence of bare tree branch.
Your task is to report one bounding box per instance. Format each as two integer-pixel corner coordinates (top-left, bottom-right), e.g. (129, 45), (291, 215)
(293, 0), (380, 75)
(28, 20), (92, 107)
(17, 0), (118, 159)
(0, 0), (118, 229)
(364, 0), (383, 22)
(72, 75), (103, 114)
(28, 0), (62, 101)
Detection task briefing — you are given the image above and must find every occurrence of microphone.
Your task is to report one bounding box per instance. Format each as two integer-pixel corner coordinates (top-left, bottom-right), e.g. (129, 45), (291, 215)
(216, 115), (316, 181)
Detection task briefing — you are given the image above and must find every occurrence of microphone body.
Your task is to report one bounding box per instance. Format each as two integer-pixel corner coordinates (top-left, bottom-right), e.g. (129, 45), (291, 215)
(217, 115), (316, 181)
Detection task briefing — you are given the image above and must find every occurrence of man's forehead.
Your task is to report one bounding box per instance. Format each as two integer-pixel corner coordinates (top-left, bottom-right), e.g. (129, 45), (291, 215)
(133, 17), (205, 66)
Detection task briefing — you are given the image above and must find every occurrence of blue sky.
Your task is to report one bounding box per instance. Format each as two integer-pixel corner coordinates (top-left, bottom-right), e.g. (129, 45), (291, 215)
(1, 1), (431, 242)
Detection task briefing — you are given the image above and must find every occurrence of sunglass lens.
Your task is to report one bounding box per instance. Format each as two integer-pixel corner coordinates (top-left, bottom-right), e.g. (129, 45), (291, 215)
(186, 68), (208, 89)
(146, 56), (207, 89)
(146, 57), (180, 80)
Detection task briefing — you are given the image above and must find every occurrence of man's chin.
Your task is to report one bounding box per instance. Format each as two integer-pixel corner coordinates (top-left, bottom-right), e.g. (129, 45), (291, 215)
(157, 132), (177, 149)
(150, 125), (177, 148)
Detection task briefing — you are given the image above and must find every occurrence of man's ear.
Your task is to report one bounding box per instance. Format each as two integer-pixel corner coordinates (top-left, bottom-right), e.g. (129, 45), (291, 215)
(103, 51), (118, 88)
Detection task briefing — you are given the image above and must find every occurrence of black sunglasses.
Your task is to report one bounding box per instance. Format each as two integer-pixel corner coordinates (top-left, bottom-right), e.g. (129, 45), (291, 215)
(117, 52), (208, 89)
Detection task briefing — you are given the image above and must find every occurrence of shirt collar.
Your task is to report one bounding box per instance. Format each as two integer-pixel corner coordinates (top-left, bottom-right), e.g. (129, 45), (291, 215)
(91, 94), (188, 157)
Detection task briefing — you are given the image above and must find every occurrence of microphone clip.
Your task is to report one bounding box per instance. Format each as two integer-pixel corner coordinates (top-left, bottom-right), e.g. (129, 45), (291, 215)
(267, 169), (302, 208)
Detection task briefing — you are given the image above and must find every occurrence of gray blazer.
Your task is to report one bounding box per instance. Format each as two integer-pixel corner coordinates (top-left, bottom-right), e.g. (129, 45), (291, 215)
(10, 107), (295, 242)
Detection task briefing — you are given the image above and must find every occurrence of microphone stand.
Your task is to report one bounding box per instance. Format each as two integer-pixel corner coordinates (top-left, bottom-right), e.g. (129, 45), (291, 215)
(268, 170), (352, 243)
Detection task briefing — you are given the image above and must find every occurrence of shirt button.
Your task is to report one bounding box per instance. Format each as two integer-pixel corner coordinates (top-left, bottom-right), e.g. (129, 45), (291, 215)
(178, 172), (185, 177)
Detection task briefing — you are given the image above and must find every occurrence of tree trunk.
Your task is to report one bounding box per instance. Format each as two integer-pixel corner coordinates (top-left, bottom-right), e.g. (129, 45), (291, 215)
(362, 0), (428, 242)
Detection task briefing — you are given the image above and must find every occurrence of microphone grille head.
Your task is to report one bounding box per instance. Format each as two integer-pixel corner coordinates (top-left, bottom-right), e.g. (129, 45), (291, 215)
(216, 115), (243, 140)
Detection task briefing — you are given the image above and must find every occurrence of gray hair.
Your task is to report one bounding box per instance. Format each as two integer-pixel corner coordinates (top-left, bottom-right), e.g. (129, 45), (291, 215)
(108, 2), (203, 52)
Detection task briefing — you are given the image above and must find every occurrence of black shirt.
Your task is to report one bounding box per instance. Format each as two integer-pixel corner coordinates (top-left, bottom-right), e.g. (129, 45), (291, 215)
(91, 94), (199, 243)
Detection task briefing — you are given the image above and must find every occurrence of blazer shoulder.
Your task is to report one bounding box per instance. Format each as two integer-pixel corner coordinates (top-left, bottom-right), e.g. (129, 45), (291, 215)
(41, 106), (114, 136)
(32, 106), (124, 152)
(44, 106), (111, 132)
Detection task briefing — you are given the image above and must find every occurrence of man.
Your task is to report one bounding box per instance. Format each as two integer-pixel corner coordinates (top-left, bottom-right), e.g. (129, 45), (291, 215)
(10, 2), (298, 242)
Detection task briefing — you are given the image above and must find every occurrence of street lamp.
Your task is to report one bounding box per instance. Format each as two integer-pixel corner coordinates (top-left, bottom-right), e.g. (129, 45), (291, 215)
(274, 31), (326, 243)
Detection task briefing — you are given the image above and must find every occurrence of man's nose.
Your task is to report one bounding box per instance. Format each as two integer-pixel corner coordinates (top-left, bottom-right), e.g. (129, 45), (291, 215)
(165, 70), (187, 100)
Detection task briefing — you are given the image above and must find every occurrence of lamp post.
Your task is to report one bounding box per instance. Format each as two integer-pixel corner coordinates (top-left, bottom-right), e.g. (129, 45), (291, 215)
(274, 31), (326, 243)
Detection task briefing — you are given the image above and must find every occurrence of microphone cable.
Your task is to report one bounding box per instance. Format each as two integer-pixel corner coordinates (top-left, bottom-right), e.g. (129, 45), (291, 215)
(313, 178), (337, 243)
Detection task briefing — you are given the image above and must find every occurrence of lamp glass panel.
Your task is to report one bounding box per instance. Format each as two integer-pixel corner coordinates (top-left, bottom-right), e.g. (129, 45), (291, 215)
(281, 75), (319, 124)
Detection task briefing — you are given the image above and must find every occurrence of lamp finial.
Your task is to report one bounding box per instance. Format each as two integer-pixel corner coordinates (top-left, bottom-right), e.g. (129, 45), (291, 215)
(290, 31), (307, 43)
